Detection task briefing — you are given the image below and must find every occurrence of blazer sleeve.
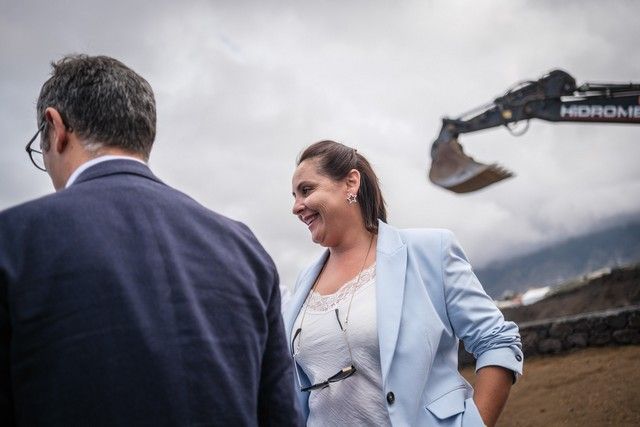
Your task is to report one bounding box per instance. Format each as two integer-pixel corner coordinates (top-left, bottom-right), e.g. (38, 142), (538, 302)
(440, 230), (524, 378)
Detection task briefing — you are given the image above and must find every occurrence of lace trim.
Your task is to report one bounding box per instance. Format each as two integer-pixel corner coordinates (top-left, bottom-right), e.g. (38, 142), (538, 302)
(304, 263), (376, 312)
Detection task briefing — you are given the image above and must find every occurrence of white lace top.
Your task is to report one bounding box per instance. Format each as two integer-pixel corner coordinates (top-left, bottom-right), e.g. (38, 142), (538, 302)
(292, 264), (391, 426)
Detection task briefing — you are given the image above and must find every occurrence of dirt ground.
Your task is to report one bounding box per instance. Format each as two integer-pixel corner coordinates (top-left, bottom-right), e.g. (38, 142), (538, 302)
(461, 345), (640, 426)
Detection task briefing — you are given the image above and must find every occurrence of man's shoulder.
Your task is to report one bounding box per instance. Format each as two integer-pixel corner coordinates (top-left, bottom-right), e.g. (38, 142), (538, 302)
(0, 193), (73, 251)
(0, 191), (65, 222)
(159, 185), (275, 264)
(161, 185), (253, 235)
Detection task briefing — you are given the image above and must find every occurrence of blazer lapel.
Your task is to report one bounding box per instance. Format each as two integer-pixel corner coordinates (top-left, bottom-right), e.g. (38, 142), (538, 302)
(375, 220), (407, 382)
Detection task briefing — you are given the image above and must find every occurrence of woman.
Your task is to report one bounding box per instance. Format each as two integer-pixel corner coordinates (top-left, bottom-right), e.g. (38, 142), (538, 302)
(285, 140), (523, 426)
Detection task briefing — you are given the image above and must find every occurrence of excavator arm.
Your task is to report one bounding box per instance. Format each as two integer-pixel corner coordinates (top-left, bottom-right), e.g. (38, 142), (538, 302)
(429, 69), (640, 193)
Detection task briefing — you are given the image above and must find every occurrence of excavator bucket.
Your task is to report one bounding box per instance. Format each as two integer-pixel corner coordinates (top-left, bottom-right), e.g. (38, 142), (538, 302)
(429, 135), (513, 193)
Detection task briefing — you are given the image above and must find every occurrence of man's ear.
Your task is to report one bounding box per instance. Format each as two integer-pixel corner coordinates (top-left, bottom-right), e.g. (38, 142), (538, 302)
(43, 107), (70, 154)
(345, 168), (361, 193)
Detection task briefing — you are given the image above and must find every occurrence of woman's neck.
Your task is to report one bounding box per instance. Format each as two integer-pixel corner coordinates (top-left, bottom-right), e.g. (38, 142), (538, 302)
(328, 228), (376, 265)
(314, 228), (377, 295)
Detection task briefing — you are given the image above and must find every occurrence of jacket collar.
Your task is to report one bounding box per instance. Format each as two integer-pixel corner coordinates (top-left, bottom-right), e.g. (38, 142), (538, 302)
(72, 158), (164, 187)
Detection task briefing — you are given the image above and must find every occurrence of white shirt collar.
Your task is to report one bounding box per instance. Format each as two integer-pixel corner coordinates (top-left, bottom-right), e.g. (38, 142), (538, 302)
(65, 155), (147, 188)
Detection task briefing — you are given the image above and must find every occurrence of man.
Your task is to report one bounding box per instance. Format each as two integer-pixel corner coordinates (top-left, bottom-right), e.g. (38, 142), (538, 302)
(0, 55), (302, 426)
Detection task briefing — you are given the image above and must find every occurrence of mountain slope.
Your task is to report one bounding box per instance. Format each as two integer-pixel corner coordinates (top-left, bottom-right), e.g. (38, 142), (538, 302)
(475, 221), (640, 299)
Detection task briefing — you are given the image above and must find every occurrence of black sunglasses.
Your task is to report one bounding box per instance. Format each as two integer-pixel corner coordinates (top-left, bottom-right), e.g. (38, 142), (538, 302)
(25, 122), (47, 171)
(301, 364), (357, 392)
(25, 114), (73, 172)
(290, 308), (357, 392)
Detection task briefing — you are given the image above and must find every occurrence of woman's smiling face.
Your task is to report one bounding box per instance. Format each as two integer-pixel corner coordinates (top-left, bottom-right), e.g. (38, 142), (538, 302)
(291, 158), (355, 247)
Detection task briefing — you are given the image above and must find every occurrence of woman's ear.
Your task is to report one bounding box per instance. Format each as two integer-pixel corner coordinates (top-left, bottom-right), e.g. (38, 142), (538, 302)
(345, 168), (361, 193)
(44, 107), (70, 154)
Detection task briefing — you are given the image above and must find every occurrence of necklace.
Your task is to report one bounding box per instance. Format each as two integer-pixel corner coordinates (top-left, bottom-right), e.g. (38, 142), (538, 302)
(295, 233), (375, 361)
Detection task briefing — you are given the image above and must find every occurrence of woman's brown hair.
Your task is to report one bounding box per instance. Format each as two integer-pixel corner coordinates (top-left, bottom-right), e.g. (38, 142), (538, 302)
(297, 140), (387, 233)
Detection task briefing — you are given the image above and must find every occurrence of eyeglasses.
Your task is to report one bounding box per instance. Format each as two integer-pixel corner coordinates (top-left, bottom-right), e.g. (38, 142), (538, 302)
(25, 122), (46, 171)
(291, 308), (357, 392)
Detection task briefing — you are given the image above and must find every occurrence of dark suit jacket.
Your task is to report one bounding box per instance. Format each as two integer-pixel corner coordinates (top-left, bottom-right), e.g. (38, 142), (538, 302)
(0, 160), (302, 426)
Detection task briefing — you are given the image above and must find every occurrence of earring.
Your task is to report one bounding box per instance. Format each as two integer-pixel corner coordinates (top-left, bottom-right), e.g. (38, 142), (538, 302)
(346, 192), (357, 204)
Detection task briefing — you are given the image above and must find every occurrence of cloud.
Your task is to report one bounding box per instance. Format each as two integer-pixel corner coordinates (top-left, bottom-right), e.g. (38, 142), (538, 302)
(2, 0), (639, 289)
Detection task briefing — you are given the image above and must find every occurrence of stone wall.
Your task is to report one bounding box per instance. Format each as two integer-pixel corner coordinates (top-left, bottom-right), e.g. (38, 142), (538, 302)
(459, 304), (640, 367)
(518, 304), (640, 357)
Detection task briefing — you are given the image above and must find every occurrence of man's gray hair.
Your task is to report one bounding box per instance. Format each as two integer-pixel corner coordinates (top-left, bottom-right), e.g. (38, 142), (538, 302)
(36, 54), (156, 160)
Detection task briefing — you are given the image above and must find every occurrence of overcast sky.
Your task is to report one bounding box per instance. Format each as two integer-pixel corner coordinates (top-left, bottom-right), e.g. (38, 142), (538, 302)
(2, 0), (639, 290)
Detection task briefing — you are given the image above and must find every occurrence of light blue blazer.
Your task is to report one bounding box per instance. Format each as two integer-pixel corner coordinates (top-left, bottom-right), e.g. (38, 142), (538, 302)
(283, 220), (523, 426)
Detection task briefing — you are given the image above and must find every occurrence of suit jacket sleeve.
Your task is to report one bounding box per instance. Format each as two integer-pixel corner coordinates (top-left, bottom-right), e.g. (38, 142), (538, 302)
(440, 230), (524, 378)
(257, 267), (304, 426)
(0, 272), (14, 425)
